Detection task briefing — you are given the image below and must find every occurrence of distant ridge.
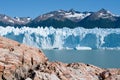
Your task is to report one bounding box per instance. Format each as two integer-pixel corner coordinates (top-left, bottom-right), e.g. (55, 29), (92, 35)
(0, 9), (120, 28)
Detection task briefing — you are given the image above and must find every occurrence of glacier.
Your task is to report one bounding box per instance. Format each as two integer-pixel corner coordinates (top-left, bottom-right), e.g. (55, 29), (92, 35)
(0, 26), (120, 50)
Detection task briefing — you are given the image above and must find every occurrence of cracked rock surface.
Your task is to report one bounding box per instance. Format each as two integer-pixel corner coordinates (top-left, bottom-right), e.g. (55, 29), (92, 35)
(0, 36), (120, 80)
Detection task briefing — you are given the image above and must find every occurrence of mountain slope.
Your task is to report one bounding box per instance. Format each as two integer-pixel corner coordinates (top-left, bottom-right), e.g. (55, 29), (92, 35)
(0, 9), (120, 28)
(27, 18), (79, 28)
(32, 9), (91, 22)
(27, 9), (91, 28)
(27, 9), (120, 28)
(78, 9), (119, 28)
(0, 14), (32, 27)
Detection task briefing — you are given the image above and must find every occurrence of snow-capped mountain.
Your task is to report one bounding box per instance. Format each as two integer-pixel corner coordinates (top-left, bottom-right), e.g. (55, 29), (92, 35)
(0, 14), (15, 25)
(14, 17), (32, 24)
(33, 9), (92, 22)
(0, 14), (32, 27)
(84, 8), (117, 21)
(34, 8), (119, 22)
(0, 9), (120, 28)
(64, 9), (92, 22)
(27, 9), (120, 28)
(78, 9), (120, 28)
(27, 9), (92, 28)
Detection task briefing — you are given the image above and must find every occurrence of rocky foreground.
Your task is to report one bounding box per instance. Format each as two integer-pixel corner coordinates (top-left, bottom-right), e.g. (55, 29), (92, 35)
(0, 37), (120, 80)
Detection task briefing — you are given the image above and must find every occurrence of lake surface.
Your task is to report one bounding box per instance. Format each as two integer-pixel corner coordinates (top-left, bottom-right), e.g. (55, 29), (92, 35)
(43, 50), (120, 68)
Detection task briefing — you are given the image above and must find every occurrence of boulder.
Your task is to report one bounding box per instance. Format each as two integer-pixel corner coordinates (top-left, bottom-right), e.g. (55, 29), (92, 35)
(0, 36), (120, 80)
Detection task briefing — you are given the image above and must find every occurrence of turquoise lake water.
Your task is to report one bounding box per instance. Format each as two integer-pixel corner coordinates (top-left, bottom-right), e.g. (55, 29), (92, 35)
(43, 50), (120, 68)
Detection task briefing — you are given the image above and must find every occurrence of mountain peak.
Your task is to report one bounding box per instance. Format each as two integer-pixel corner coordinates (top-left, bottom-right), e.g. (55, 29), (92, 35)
(69, 9), (76, 13)
(97, 8), (113, 15)
(89, 8), (116, 20)
(57, 9), (66, 12)
(33, 9), (91, 22)
(98, 8), (108, 13)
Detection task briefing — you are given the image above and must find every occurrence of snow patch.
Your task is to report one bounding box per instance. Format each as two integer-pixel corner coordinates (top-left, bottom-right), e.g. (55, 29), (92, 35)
(27, 17), (31, 21)
(65, 12), (91, 19)
(4, 16), (8, 19)
(8, 20), (14, 23)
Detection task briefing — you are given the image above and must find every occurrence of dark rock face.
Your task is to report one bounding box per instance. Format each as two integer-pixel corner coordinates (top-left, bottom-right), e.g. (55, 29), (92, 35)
(0, 36), (120, 80)
(78, 9), (118, 28)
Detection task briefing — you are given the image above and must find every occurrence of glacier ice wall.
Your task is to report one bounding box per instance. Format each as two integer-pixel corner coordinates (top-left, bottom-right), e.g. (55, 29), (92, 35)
(0, 26), (120, 50)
